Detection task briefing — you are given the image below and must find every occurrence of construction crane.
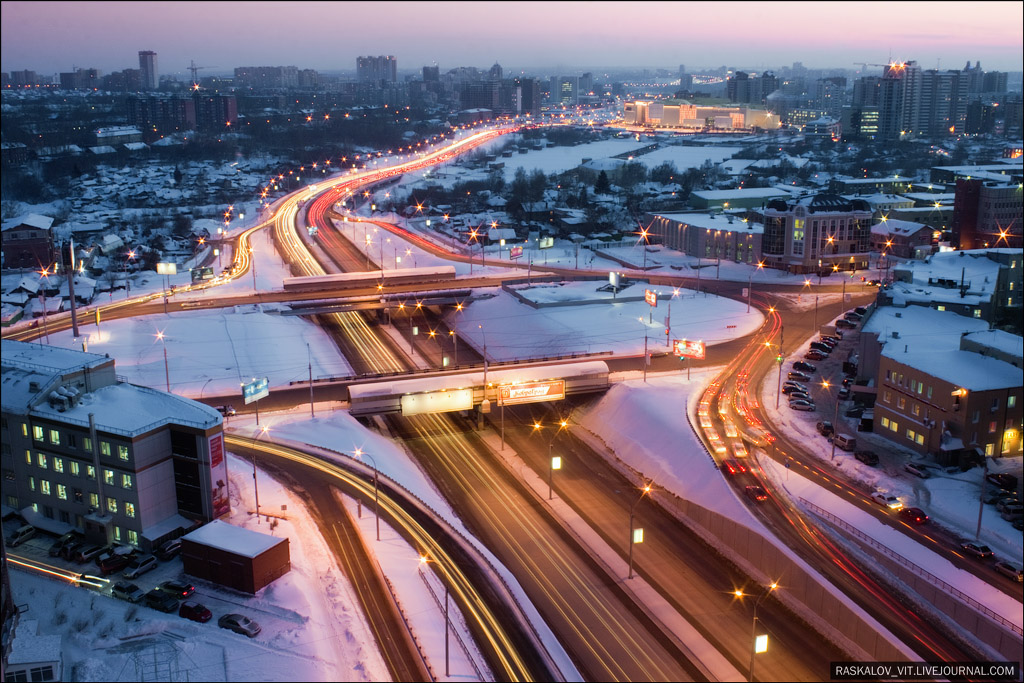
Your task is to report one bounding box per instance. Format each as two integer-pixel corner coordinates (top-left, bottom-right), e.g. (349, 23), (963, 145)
(188, 60), (217, 88)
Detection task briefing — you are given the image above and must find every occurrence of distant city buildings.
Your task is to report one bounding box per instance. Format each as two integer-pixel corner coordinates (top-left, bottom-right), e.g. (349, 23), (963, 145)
(138, 50), (158, 90)
(726, 71), (778, 105)
(357, 55), (397, 84)
(623, 99), (780, 130)
(234, 66), (299, 89)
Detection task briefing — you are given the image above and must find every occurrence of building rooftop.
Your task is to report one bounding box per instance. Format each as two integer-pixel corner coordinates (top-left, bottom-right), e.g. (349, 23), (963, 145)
(870, 218), (931, 236)
(653, 211), (764, 234)
(184, 519), (286, 558)
(863, 306), (989, 353)
(882, 346), (1021, 392)
(690, 188), (788, 201)
(961, 328), (1024, 361)
(1, 213), (54, 232)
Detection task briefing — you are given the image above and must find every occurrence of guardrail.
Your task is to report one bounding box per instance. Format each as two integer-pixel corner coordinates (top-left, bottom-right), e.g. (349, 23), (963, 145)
(801, 498), (1023, 638)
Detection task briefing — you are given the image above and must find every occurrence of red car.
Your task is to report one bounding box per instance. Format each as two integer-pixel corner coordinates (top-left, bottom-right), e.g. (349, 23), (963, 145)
(179, 600), (212, 623)
(721, 459), (747, 476)
(744, 485), (768, 502)
(899, 507), (929, 525)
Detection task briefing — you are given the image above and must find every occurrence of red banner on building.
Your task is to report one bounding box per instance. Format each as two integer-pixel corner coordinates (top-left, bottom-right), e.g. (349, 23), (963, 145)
(497, 380), (565, 405)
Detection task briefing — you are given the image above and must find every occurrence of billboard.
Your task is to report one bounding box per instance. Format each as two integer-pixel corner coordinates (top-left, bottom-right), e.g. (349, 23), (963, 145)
(538, 236), (555, 249)
(156, 262), (177, 275)
(243, 377), (270, 404)
(401, 389), (474, 416)
(510, 245), (524, 260)
(497, 380), (565, 406)
(645, 289), (657, 307)
(191, 266), (215, 283)
(673, 339), (706, 359)
(208, 433), (229, 519)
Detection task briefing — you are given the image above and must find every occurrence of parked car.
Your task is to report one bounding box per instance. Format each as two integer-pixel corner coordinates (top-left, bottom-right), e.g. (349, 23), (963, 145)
(95, 544), (133, 566)
(215, 405), (236, 417)
(782, 384), (807, 394)
(1000, 506), (1024, 521)
(111, 581), (145, 603)
(836, 318), (857, 329)
(157, 579), (195, 599)
(809, 342), (832, 354)
(788, 391), (812, 402)
(854, 306), (868, 316)
(871, 492), (903, 510)
(904, 463), (931, 479)
(787, 371), (811, 382)
(816, 421), (834, 437)
(144, 589), (180, 613)
(986, 473), (1019, 491)
(993, 560), (1024, 583)
(744, 485), (768, 502)
(985, 490), (1018, 506)
(837, 387), (852, 401)
(792, 361), (817, 373)
(804, 350), (827, 361)
(98, 552), (136, 576)
(833, 434), (857, 451)
(789, 400), (816, 412)
(721, 459), (747, 476)
(854, 450), (880, 466)
(48, 531), (82, 557)
(6, 525), (36, 548)
(844, 311), (863, 321)
(73, 543), (105, 563)
(821, 335), (841, 344)
(179, 600), (212, 623)
(996, 498), (1022, 514)
(123, 554), (158, 580)
(898, 507), (929, 525)
(155, 538), (182, 561)
(218, 613), (261, 637)
(959, 541), (994, 559)
(845, 406), (865, 418)
(783, 380), (807, 390)
(60, 541), (87, 562)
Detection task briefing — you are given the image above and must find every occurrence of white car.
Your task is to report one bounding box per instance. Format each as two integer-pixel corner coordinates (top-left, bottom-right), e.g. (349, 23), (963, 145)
(871, 492), (903, 511)
(123, 554), (158, 579)
(789, 400), (816, 412)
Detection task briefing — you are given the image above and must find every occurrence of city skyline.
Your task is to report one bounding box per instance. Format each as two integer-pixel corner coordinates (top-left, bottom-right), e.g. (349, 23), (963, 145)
(2, 0), (1023, 78)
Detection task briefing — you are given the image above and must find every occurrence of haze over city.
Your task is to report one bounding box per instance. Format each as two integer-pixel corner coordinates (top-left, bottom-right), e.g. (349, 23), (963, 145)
(2, 0), (1023, 75)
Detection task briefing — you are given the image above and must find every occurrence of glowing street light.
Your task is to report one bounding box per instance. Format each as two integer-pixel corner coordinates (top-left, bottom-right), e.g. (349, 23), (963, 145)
(628, 483), (652, 579)
(354, 448), (380, 541)
(735, 581), (778, 682)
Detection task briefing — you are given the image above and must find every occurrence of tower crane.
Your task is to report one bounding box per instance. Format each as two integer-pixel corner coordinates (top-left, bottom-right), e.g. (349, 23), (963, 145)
(189, 60), (217, 89)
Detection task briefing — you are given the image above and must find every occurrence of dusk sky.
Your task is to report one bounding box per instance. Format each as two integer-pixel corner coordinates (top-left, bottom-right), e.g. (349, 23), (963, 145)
(2, 1), (1022, 77)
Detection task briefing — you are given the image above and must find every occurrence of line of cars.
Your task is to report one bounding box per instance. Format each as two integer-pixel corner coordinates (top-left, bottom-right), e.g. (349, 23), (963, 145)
(108, 576), (261, 635)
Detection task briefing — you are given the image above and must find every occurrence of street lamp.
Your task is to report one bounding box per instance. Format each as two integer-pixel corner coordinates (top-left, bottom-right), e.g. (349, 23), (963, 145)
(628, 482), (652, 579)
(155, 330), (170, 393)
(747, 261), (764, 314)
(533, 419), (568, 500)
(251, 425), (269, 524)
(354, 448), (380, 541)
(419, 553), (452, 676)
(821, 379), (841, 460)
(735, 581), (778, 682)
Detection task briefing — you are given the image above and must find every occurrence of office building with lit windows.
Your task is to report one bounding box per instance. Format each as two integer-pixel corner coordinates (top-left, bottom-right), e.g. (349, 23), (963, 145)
(1, 341), (225, 551)
(761, 194), (872, 273)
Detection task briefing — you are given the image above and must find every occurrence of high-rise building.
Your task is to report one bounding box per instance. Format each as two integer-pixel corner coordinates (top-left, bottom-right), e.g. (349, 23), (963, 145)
(59, 68), (101, 90)
(580, 72), (594, 97)
(727, 71), (778, 105)
(952, 180), (1023, 249)
(234, 66), (299, 89)
(488, 62), (503, 81)
(127, 95), (197, 135)
(517, 77), (541, 118)
(423, 65), (440, 82)
(194, 93), (238, 130)
(357, 55), (397, 84)
(138, 50), (158, 90)
(917, 69), (968, 135)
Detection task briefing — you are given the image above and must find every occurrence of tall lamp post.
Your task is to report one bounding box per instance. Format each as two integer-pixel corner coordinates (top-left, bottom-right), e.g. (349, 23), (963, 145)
(628, 483), (652, 579)
(736, 581), (778, 682)
(355, 448), (380, 541)
(419, 554), (452, 677)
(821, 379), (841, 460)
(251, 425), (269, 524)
(155, 330), (171, 393)
(747, 261), (764, 313)
(534, 419), (568, 500)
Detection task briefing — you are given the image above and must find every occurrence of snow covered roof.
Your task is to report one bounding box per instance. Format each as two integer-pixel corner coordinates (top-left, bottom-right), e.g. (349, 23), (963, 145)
(882, 346), (1021, 391)
(690, 188), (788, 201)
(123, 142), (148, 151)
(863, 306), (989, 353)
(961, 329), (1024, 360)
(89, 145), (117, 155)
(183, 519), (286, 558)
(870, 219), (930, 236)
(7, 620), (62, 667)
(652, 211), (764, 234)
(2, 213), (54, 232)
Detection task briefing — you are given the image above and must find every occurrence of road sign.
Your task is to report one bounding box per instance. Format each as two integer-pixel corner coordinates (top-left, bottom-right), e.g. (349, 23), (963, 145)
(242, 377), (269, 405)
(497, 379), (565, 406)
(510, 245), (523, 260)
(673, 339), (706, 360)
(191, 266), (214, 283)
(644, 289), (657, 307)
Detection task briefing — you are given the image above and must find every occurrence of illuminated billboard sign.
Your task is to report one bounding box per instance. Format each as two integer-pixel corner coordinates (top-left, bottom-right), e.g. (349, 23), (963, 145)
(243, 377), (270, 404)
(208, 433), (229, 518)
(510, 245), (524, 260)
(644, 289), (657, 307)
(497, 380), (566, 406)
(673, 339), (706, 359)
(539, 236), (554, 249)
(156, 262), (177, 275)
(400, 389), (474, 416)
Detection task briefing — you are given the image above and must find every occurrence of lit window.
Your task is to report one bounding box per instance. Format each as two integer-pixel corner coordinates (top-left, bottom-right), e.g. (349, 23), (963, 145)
(104, 469), (115, 485)
(985, 443), (994, 456)
(1010, 396), (1017, 409)
(83, 437), (92, 452)
(113, 526), (121, 541)
(53, 457), (64, 474)
(33, 426), (44, 441)
(107, 497), (118, 514)
(29, 476), (36, 491)
(897, 397), (906, 410)
(100, 442), (111, 457)
(70, 461), (80, 476)
(912, 404), (921, 416)
(36, 453), (47, 469)
(890, 420), (899, 432)
(128, 530), (139, 545)
(24, 450), (32, 465)
(125, 502), (136, 518)
(122, 474), (133, 489)
(989, 421), (997, 433)
(118, 445), (129, 461)
(89, 492), (99, 508)
(40, 480), (51, 496)
(973, 309), (981, 318)
(49, 429), (60, 445)
(57, 484), (67, 500)
(21, 423), (28, 437)
(87, 465), (96, 480)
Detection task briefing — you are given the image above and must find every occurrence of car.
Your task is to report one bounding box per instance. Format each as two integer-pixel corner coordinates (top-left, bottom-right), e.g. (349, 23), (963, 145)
(782, 384), (807, 394)
(123, 554), (158, 579)
(721, 459), (747, 476)
(215, 405), (236, 417)
(792, 361), (817, 373)
(731, 441), (748, 458)
(845, 406), (865, 418)
(789, 400), (816, 411)
(804, 350), (827, 361)
(854, 306), (868, 316)
(157, 579), (195, 599)
(788, 371), (811, 382)
(816, 421), (834, 437)
(821, 335), (841, 344)
(179, 600), (213, 623)
(73, 543), (105, 563)
(986, 473), (1018, 491)
(144, 589), (180, 613)
(48, 531), (82, 557)
(155, 538), (182, 561)
(844, 311), (863, 322)
(996, 498), (1022, 514)
(838, 388), (852, 401)
(836, 318), (857, 329)
(841, 377), (853, 388)
(904, 463), (930, 479)
(111, 581), (145, 603)
(95, 543), (133, 566)
(98, 552), (136, 576)
(871, 492), (903, 510)
(959, 542), (994, 559)
(1000, 505), (1024, 521)
(60, 540), (87, 562)
(809, 342), (832, 354)
(783, 380), (807, 390)
(788, 391), (812, 401)
(854, 450), (879, 466)
(218, 613), (261, 638)
(723, 423), (739, 439)
(744, 485), (768, 502)
(993, 560), (1024, 583)
(899, 507), (929, 525)
(867, 279), (882, 287)
(985, 490), (1018, 505)
(6, 525), (36, 548)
